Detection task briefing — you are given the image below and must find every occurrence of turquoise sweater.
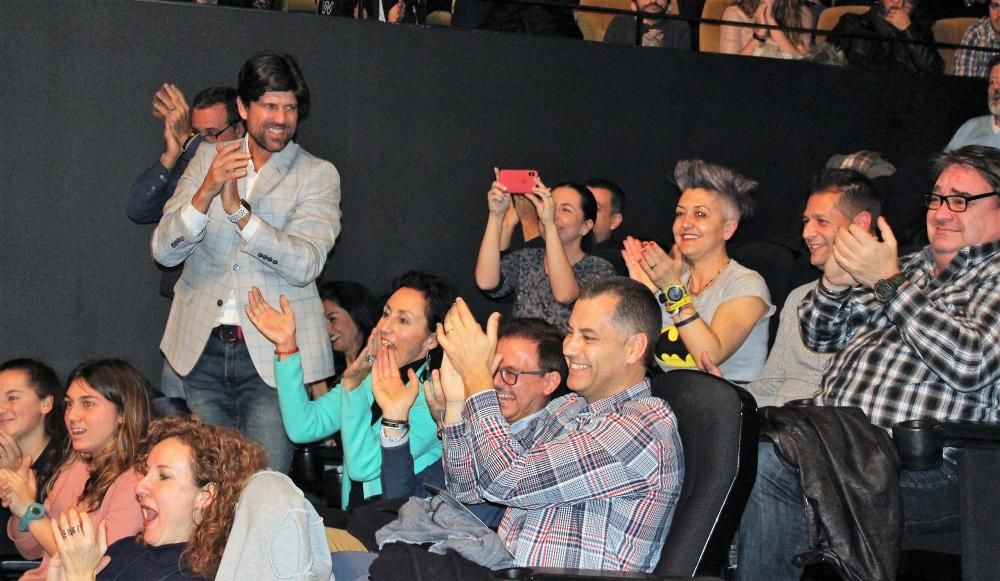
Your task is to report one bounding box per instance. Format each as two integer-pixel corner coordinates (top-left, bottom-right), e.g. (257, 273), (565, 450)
(274, 354), (442, 509)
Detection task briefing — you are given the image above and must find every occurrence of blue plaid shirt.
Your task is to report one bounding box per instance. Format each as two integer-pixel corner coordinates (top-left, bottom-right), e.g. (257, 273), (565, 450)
(443, 379), (683, 572)
(955, 18), (1000, 77)
(800, 241), (1000, 433)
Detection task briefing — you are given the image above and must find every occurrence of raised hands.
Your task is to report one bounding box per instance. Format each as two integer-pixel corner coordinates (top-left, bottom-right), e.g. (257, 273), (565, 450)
(435, 298), (500, 400)
(831, 217), (901, 288)
(48, 508), (108, 581)
(622, 236), (685, 290)
(0, 455), (37, 519)
(245, 288), (297, 353)
(0, 431), (24, 472)
(152, 83), (191, 169)
(525, 178), (556, 231)
(424, 352), (470, 427)
(340, 331), (379, 392)
(371, 343), (420, 422)
(487, 168), (513, 218)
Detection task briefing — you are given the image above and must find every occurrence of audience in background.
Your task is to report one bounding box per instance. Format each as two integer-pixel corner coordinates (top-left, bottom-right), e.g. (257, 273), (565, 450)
(476, 173), (615, 331)
(828, 0), (944, 73)
(319, 280), (383, 389)
(48, 416), (266, 581)
(624, 159), (773, 383)
(602, 0), (691, 48)
(720, 0), (761, 54)
(737, 145), (1000, 580)
(453, 0), (582, 37)
(245, 272), (453, 510)
(948, 55), (1000, 149)
(2, 359), (150, 580)
(0, 360), (66, 559)
(738, 0), (812, 59)
(954, 1), (1000, 77)
(585, 178), (629, 275)
(746, 168), (880, 406)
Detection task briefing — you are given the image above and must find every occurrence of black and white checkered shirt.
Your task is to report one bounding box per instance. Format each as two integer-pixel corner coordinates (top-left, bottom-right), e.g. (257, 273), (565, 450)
(800, 241), (1000, 430)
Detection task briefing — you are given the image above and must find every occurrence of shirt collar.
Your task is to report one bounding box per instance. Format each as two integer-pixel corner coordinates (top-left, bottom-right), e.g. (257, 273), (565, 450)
(585, 377), (652, 416)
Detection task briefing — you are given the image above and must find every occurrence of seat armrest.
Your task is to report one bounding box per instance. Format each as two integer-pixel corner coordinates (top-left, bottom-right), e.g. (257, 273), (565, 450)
(937, 421), (1000, 449)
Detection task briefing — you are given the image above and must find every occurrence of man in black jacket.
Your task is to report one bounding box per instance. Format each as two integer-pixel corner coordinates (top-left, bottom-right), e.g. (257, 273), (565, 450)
(828, 0), (943, 73)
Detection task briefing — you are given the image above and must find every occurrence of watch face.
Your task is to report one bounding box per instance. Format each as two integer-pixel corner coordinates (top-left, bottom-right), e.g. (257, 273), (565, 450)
(874, 280), (895, 303)
(666, 285), (685, 302)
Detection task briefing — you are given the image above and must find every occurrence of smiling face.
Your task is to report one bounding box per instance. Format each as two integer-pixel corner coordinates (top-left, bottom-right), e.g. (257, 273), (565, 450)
(563, 294), (642, 403)
(374, 287), (438, 367)
(64, 379), (121, 457)
(552, 187), (595, 247)
(802, 190), (853, 267)
(238, 90), (298, 158)
(0, 370), (52, 445)
(191, 103), (243, 144)
(136, 437), (213, 547)
(673, 188), (738, 261)
(927, 164), (1000, 270)
(493, 336), (559, 423)
(323, 300), (362, 358)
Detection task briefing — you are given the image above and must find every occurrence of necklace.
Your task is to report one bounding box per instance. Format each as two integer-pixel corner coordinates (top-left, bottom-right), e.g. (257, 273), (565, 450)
(687, 259), (731, 297)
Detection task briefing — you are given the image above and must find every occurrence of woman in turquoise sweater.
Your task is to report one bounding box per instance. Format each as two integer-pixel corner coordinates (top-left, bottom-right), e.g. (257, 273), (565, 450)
(245, 271), (455, 509)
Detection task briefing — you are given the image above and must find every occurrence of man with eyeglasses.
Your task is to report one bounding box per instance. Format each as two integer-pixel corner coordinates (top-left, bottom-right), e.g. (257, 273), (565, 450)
(374, 317), (566, 529)
(126, 85), (245, 400)
(128, 85), (244, 227)
(736, 145), (1000, 581)
(954, 3), (1000, 78)
(947, 55), (1000, 150)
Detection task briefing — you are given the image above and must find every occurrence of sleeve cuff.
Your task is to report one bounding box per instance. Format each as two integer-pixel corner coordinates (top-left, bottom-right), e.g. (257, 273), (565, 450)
(180, 201), (210, 233)
(238, 213), (262, 240)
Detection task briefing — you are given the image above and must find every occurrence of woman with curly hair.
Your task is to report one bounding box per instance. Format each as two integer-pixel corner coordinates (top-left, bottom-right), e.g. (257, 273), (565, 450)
(720, 0), (811, 58)
(46, 416), (266, 580)
(0, 359), (150, 580)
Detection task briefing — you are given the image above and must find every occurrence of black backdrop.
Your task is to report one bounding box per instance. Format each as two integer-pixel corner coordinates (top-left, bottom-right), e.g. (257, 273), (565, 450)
(0, 0), (984, 383)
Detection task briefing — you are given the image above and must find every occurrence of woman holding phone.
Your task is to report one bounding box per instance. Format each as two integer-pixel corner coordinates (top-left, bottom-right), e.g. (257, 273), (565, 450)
(476, 169), (615, 331)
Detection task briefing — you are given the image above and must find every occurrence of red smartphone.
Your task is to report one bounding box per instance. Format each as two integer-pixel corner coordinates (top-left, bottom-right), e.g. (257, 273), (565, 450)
(498, 169), (538, 195)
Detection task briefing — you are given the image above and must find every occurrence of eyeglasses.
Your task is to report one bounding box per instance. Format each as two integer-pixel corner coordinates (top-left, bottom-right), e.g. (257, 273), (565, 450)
(200, 119), (239, 141)
(924, 192), (998, 213)
(496, 367), (547, 386)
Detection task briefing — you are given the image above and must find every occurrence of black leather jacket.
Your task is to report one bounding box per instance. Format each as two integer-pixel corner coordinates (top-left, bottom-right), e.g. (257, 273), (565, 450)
(828, 8), (944, 74)
(761, 405), (903, 581)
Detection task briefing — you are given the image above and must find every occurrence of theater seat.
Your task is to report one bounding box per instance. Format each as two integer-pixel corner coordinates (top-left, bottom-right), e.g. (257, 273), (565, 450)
(493, 369), (760, 580)
(698, 0), (736, 53)
(932, 18), (978, 76)
(814, 5), (869, 45)
(894, 420), (1000, 581)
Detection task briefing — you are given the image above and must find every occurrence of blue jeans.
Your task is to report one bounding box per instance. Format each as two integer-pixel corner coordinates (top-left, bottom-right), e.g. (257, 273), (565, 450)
(736, 442), (959, 581)
(183, 333), (293, 473)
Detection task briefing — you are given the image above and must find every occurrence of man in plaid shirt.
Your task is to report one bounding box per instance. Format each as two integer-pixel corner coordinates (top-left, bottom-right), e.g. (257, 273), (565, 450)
(954, 4), (1000, 78)
(737, 145), (1000, 580)
(436, 278), (684, 573)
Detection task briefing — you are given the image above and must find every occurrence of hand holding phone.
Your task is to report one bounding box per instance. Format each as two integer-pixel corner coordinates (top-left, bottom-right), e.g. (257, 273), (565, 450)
(498, 169), (539, 195)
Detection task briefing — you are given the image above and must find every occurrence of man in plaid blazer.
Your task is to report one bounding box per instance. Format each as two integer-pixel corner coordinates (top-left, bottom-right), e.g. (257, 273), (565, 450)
(151, 53), (341, 472)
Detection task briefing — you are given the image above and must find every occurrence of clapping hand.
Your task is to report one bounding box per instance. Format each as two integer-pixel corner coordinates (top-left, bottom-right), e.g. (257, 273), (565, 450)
(435, 298), (499, 400)
(371, 343), (420, 422)
(49, 509), (109, 580)
(245, 288), (297, 353)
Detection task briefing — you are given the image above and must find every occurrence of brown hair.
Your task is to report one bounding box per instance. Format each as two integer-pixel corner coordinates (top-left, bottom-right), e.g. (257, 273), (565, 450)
(55, 359), (151, 511)
(136, 416), (266, 578)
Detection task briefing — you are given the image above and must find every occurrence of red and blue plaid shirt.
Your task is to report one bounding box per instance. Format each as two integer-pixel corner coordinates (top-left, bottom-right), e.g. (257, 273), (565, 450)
(443, 378), (683, 573)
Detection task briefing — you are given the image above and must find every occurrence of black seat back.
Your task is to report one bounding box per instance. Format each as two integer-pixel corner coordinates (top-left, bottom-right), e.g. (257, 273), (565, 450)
(652, 369), (759, 577)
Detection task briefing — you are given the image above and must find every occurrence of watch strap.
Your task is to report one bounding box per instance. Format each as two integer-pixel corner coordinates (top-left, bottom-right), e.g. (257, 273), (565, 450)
(228, 199), (251, 224)
(17, 503), (45, 532)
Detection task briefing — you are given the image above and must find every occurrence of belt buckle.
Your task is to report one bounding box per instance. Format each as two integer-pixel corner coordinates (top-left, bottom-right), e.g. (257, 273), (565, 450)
(217, 325), (240, 343)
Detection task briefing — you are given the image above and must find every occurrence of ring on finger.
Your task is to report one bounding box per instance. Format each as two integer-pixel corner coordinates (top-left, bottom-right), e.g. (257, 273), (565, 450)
(364, 354), (375, 365)
(648, 263), (658, 269)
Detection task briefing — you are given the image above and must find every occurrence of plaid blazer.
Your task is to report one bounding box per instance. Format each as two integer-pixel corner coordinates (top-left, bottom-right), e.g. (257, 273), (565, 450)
(151, 140), (341, 386)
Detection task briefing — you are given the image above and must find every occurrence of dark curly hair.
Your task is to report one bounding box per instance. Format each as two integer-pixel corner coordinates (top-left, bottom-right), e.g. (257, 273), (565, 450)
(135, 416), (266, 578)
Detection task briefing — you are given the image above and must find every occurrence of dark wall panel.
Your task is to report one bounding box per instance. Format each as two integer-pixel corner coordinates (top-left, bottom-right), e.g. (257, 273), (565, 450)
(0, 0), (983, 383)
